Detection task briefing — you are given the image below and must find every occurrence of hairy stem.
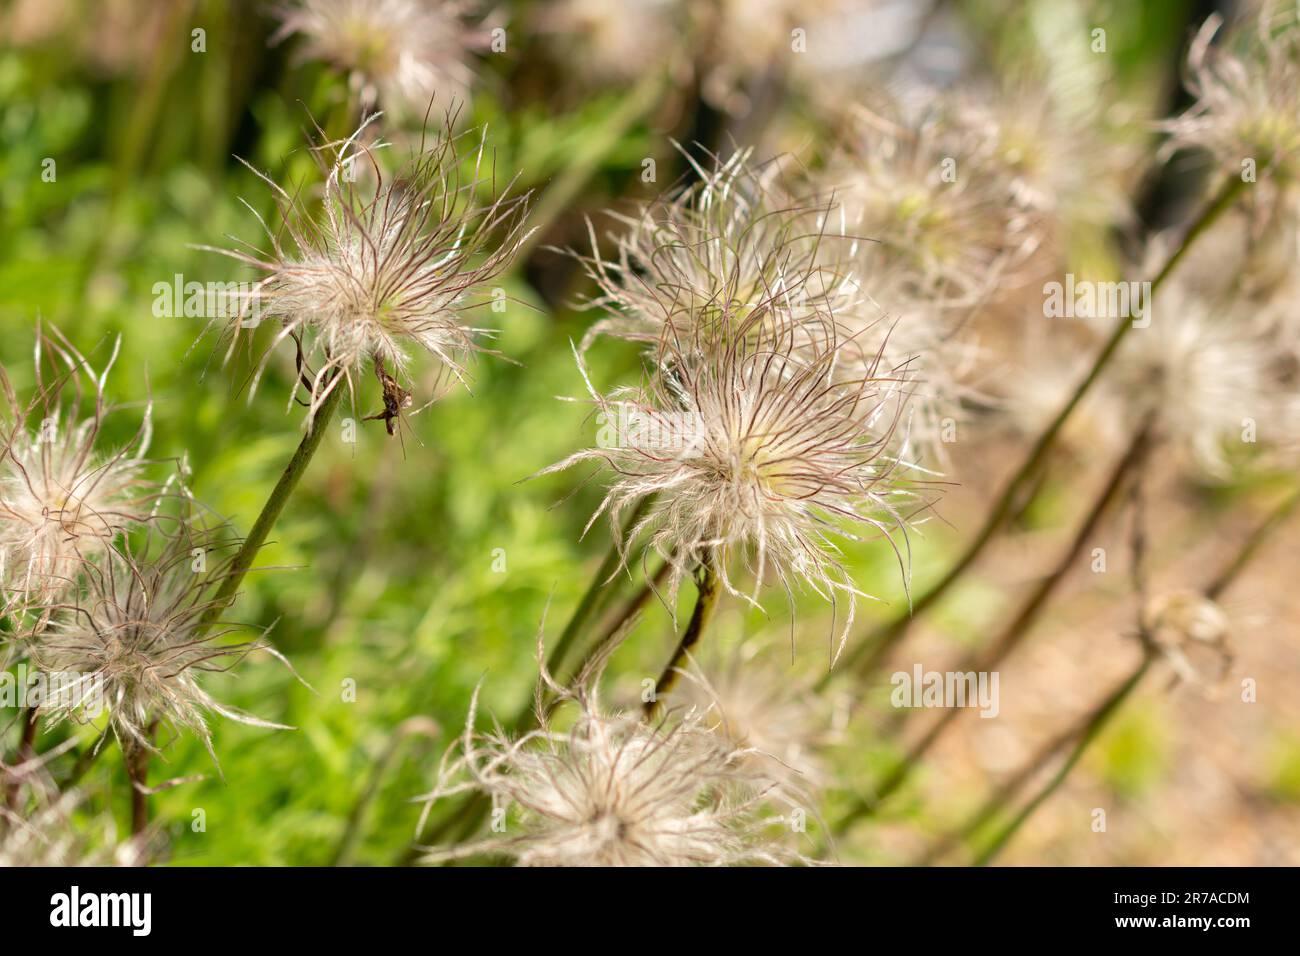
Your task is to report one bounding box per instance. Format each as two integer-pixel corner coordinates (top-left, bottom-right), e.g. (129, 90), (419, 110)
(199, 373), (346, 632)
(830, 175), (1248, 685)
(126, 723), (157, 837)
(644, 561), (719, 720)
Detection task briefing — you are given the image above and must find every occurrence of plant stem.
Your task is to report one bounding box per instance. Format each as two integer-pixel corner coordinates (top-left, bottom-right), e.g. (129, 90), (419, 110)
(964, 471), (1285, 866)
(530, 495), (656, 698)
(972, 653), (1153, 866)
(833, 415), (1154, 834)
(1205, 486), (1300, 601)
(829, 175), (1248, 685)
(401, 505), (656, 862)
(330, 717), (440, 867)
(912, 708), (1087, 866)
(545, 559), (672, 724)
(126, 723), (157, 837)
(644, 560), (719, 720)
(199, 373), (346, 632)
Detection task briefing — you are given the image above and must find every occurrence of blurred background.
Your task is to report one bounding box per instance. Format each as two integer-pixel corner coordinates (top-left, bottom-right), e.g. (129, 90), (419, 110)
(1, 0), (1297, 865)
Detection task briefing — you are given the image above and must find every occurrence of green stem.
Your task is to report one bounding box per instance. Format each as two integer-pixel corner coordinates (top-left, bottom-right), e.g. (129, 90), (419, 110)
(410, 560), (674, 862)
(644, 560), (719, 720)
(833, 415), (1154, 834)
(1205, 486), (1300, 601)
(401, 499), (656, 862)
(829, 175), (1248, 685)
(973, 654), (1152, 866)
(199, 376), (346, 632)
(968, 468), (1284, 867)
(528, 495), (656, 698)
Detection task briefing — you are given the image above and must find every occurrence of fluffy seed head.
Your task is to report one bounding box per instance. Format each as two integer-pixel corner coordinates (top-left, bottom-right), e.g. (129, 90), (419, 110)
(27, 530), (296, 764)
(671, 642), (830, 798)
(1162, 10), (1300, 189)
(823, 104), (1039, 308)
(419, 636), (800, 866)
(272, 0), (484, 115)
(207, 115), (531, 424)
(1111, 283), (1284, 476)
(545, 311), (918, 662)
(0, 333), (154, 617)
(574, 148), (861, 354)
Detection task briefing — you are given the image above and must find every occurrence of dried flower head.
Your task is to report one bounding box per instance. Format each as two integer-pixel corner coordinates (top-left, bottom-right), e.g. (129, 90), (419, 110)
(544, 311), (917, 662)
(1162, 9), (1300, 190)
(0, 332), (154, 617)
(1110, 283), (1283, 476)
(671, 642), (830, 798)
(27, 529), (298, 765)
(272, 0), (486, 115)
(823, 104), (1038, 308)
(534, 0), (680, 85)
(1143, 589), (1233, 690)
(575, 148), (860, 354)
(418, 634), (800, 866)
(205, 115), (531, 425)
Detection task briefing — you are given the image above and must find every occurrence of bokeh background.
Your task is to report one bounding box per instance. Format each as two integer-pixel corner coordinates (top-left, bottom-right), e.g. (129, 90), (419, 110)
(1, 0), (1297, 865)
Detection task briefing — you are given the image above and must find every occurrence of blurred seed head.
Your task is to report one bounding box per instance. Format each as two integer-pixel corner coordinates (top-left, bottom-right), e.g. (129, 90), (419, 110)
(1143, 589), (1233, 692)
(0, 771), (145, 867)
(534, 0), (680, 85)
(1112, 283), (1283, 477)
(822, 103), (1039, 309)
(27, 528), (297, 765)
(206, 115), (531, 425)
(671, 641), (831, 798)
(0, 331), (155, 619)
(272, 0), (486, 116)
(418, 634), (802, 866)
(1162, 9), (1300, 191)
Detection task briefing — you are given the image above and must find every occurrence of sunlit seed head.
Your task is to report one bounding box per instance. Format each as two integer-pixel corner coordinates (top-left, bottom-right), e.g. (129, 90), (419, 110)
(1112, 284), (1282, 476)
(544, 311), (920, 663)
(0, 332), (154, 616)
(419, 636), (801, 866)
(1162, 10), (1300, 186)
(823, 103), (1038, 309)
(534, 0), (679, 84)
(204, 115), (531, 426)
(575, 148), (863, 355)
(28, 531), (297, 765)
